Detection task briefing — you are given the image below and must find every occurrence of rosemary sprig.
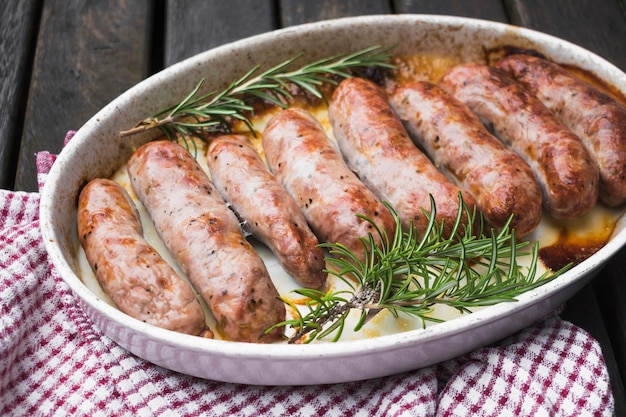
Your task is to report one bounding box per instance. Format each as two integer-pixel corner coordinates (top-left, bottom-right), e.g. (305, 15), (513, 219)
(119, 45), (395, 140)
(269, 196), (571, 344)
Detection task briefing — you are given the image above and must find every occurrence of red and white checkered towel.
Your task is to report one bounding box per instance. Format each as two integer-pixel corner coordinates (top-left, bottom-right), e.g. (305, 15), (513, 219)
(0, 134), (615, 416)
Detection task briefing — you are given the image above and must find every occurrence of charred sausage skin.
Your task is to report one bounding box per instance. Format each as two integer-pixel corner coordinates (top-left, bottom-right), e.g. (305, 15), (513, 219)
(329, 77), (477, 237)
(127, 140), (285, 343)
(497, 54), (626, 207)
(77, 178), (206, 336)
(390, 80), (543, 237)
(207, 134), (327, 289)
(440, 63), (599, 219)
(262, 107), (396, 262)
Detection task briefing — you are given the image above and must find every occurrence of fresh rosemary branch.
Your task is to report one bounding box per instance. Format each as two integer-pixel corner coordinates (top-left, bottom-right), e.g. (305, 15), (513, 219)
(268, 195), (571, 344)
(119, 45), (395, 141)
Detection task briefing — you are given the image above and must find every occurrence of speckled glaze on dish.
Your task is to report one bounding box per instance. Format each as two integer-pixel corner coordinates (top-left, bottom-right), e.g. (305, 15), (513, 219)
(40, 15), (626, 385)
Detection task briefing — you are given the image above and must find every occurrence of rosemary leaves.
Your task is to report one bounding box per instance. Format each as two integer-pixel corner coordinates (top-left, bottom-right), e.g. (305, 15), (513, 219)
(268, 196), (570, 344)
(119, 45), (395, 140)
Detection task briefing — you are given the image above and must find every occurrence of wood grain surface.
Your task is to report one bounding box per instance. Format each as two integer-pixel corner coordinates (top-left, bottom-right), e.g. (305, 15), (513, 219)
(395, 0), (508, 21)
(14, 0), (152, 191)
(279, 0), (391, 26)
(164, 0), (276, 66)
(0, 2), (39, 190)
(505, 0), (626, 71)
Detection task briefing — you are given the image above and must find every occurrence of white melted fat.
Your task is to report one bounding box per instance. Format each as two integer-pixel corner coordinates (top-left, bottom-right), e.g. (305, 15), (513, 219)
(77, 103), (625, 343)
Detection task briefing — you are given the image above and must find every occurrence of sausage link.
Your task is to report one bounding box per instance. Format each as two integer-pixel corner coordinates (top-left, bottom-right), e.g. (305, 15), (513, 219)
(329, 77), (477, 237)
(262, 108), (396, 262)
(77, 178), (206, 336)
(440, 63), (599, 219)
(390, 80), (543, 237)
(127, 140), (285, 343)
(207, 134), (327, 289)
(496, 54), (626, 206)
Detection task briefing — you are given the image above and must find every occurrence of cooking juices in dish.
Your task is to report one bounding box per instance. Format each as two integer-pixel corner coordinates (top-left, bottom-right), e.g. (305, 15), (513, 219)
(76, 50), (626, 343)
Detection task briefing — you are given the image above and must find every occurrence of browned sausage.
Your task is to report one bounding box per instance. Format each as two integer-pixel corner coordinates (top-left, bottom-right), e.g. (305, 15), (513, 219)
(390, 80), (543, 237)
(77, 178), (206, 336)
(262, 108), (396, 262)
(497, 54), (626, 207)
(440, 62), (599, 219)
(127, 140), (285, 343)
(206, 134), (327, 289)
(329, 77), (478, 237)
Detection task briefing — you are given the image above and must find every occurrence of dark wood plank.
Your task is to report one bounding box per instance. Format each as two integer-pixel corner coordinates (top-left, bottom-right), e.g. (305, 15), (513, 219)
(279, 0), (391, 27)
(394, 0), (508, 22)
(164, 0), (276, 67)
(14, 0), (153, 192)
(505, 0), (626, 71)
(0, 1), (40, 191)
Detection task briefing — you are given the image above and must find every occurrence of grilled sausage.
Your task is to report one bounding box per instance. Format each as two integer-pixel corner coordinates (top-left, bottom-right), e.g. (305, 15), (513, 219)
(440, 63), (599, 219)
(329, 77), (477, 237)
(127, 140), (285, 343)
(497, 54), (626, 207)
(77, 178), (206, 336)
(390, 80), (543, 237)
(262, 107), (396, 262)
(207, 134), (327, 289)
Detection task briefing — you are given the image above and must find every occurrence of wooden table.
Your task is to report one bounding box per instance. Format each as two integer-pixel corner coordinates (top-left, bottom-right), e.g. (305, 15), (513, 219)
(3, 0), (626, 410)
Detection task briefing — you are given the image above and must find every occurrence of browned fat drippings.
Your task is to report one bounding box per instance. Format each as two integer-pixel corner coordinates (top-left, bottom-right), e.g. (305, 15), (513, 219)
(539, 230), (607, 271)
(387, 54), (467, 85)
(560, 64), (626, 107)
